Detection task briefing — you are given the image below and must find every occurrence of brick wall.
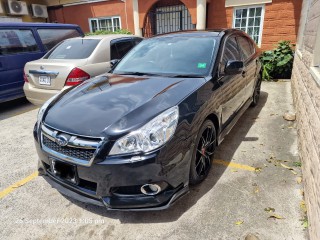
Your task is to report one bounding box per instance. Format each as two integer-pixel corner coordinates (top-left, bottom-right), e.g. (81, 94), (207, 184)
(207, 0), (233, 29)
(47, 0), (301, 51)
(48, 0), (135, 33)
(207, 0), (302, 51)
(263, 0), (302, 50)
(291, 0), (320, 239)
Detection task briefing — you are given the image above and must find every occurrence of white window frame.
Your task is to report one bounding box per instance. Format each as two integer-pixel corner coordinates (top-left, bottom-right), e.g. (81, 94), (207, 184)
(89, 16), (122, 32)
(232, 4), (265, 47)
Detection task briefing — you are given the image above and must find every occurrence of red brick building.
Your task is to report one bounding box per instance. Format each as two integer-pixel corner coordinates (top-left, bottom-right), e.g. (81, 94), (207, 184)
(46, 0), (302, 51)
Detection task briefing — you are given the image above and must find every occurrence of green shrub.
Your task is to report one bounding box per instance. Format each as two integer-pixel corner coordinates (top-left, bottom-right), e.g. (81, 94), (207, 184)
(260, 41), (295, 81)
(85, 29), (132, 36)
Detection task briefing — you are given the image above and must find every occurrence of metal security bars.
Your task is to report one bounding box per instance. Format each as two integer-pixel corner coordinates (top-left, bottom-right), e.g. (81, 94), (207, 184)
(143, 1), (195, 37)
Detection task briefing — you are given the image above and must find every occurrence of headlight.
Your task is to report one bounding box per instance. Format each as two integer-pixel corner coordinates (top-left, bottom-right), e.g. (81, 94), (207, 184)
(109, 106), (179, 155)
(37, 94), (59, 130)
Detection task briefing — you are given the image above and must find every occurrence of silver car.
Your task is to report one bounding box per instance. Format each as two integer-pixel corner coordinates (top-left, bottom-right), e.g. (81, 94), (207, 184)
(24, 34), (142, 105)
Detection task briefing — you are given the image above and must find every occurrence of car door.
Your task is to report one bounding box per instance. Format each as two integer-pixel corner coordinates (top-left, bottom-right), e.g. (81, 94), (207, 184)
(219, 35), (248, 129)
(237, 36), (257, 102)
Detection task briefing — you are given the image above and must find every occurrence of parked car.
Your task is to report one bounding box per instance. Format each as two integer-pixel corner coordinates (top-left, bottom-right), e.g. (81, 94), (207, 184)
(0, 23), (84, 103)
(24, 35), (142, 105)
(34, 29), (261, 210)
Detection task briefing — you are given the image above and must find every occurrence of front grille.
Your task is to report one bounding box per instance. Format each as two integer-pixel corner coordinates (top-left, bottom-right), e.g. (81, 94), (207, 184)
(42, 135), (95, 161)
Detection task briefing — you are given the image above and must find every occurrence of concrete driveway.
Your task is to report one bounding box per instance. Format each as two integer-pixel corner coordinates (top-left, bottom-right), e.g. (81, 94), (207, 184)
(0, 82), (308, 240)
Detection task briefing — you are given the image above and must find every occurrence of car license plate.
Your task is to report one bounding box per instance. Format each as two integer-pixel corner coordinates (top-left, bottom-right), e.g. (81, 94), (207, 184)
(39, 76), (51, 85)
(50, 159), (78, 184)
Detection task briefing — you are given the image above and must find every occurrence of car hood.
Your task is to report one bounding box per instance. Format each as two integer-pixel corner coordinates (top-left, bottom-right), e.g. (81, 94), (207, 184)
(44, 74), (205, 138)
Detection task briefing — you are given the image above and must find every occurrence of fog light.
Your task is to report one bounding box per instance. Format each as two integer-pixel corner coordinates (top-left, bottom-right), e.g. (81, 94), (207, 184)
(140, 184), (161, 196)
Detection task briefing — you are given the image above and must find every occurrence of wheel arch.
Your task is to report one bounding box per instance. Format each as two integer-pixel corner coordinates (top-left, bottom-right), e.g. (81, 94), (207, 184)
(206, 113), (220, 145)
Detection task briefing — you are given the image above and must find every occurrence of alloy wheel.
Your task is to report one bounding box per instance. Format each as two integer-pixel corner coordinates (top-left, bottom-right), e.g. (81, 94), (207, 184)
(195, 126), (215, 177)
(190, 120), (216, 185)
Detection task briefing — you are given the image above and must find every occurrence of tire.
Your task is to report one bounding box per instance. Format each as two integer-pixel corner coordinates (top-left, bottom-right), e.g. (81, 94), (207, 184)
(250, 74), (262, 107)
(189, 120), (216, 185)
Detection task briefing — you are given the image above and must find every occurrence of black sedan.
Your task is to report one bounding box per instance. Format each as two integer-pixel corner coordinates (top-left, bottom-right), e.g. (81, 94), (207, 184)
(34, 29), (261, 210)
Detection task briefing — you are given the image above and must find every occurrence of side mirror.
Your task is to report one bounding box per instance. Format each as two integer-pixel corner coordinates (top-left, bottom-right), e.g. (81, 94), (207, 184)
(110, 59), (120, 69)
(224, 60), (244, 75)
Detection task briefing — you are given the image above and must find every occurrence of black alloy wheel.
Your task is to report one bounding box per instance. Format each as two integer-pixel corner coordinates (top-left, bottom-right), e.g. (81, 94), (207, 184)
(251, 75), (262, 107)
(189, 120), (216, 185)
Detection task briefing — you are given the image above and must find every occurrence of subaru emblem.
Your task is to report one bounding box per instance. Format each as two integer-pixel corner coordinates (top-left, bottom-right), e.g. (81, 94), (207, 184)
(40, 66), (44, 70)
(55, 135), (68, 147)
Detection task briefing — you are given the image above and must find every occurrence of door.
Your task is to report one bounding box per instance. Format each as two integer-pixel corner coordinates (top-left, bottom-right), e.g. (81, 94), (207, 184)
(156, 9), (181, 34)
(219, 35), (247, 129)
(237, 36), (257, 101)
(0, 28), (43, 102)
(143, 3), (194, 37)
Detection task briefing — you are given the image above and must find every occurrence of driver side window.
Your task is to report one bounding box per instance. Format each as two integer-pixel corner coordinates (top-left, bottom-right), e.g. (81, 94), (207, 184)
(221, 36), (241, 73)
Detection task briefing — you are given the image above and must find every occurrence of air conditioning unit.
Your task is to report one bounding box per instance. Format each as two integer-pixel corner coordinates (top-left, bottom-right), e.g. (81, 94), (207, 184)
(7, 0), (29, 15)
(31, 4), (48, 18)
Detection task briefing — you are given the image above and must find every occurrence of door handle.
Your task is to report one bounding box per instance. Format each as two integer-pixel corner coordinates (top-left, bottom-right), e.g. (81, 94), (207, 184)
(242, 70), (247, 78)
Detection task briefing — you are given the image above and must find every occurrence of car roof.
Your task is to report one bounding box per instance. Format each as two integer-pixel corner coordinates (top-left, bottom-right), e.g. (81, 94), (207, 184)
(152, 29), (242, 38)
(0, 22), (80, 28)
(71, 34), (139, 41)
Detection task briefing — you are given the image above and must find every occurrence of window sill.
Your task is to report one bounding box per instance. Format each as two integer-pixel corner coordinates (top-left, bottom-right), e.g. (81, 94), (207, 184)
(226, 0), (271, 7)
(310, 67), (320, 87)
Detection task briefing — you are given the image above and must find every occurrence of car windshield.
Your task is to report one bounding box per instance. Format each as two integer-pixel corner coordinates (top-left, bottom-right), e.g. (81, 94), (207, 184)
(45, 39), (101, 60)
(113, 36), (217, 76)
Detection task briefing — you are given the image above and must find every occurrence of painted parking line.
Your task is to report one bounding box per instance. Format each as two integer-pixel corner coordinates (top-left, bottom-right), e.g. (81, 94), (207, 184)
(0, 171), (38, 200)
(213, 159), (256, 172)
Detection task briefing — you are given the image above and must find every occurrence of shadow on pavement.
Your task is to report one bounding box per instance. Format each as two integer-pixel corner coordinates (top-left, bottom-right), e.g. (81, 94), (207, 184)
(0, 97), (37, 121)
(56, 92), (268, 223)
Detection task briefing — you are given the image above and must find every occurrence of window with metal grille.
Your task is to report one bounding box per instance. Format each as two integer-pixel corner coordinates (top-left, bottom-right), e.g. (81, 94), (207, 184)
(233, 5), (264, 47)
(89, 17), (121, 32)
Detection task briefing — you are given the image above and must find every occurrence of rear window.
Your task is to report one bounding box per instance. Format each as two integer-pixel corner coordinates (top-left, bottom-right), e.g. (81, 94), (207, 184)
(46, 39), (101, 59)
(37, 29), (81, 50)
(133, 37), (143, 46)
(0, 29), (39, 55)
(111, 39), (134, 60)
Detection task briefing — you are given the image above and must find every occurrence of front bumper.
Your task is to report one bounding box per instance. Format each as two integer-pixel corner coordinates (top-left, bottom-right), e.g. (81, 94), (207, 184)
(43, 172), (189, 211)
(35, 124), (192, 210)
